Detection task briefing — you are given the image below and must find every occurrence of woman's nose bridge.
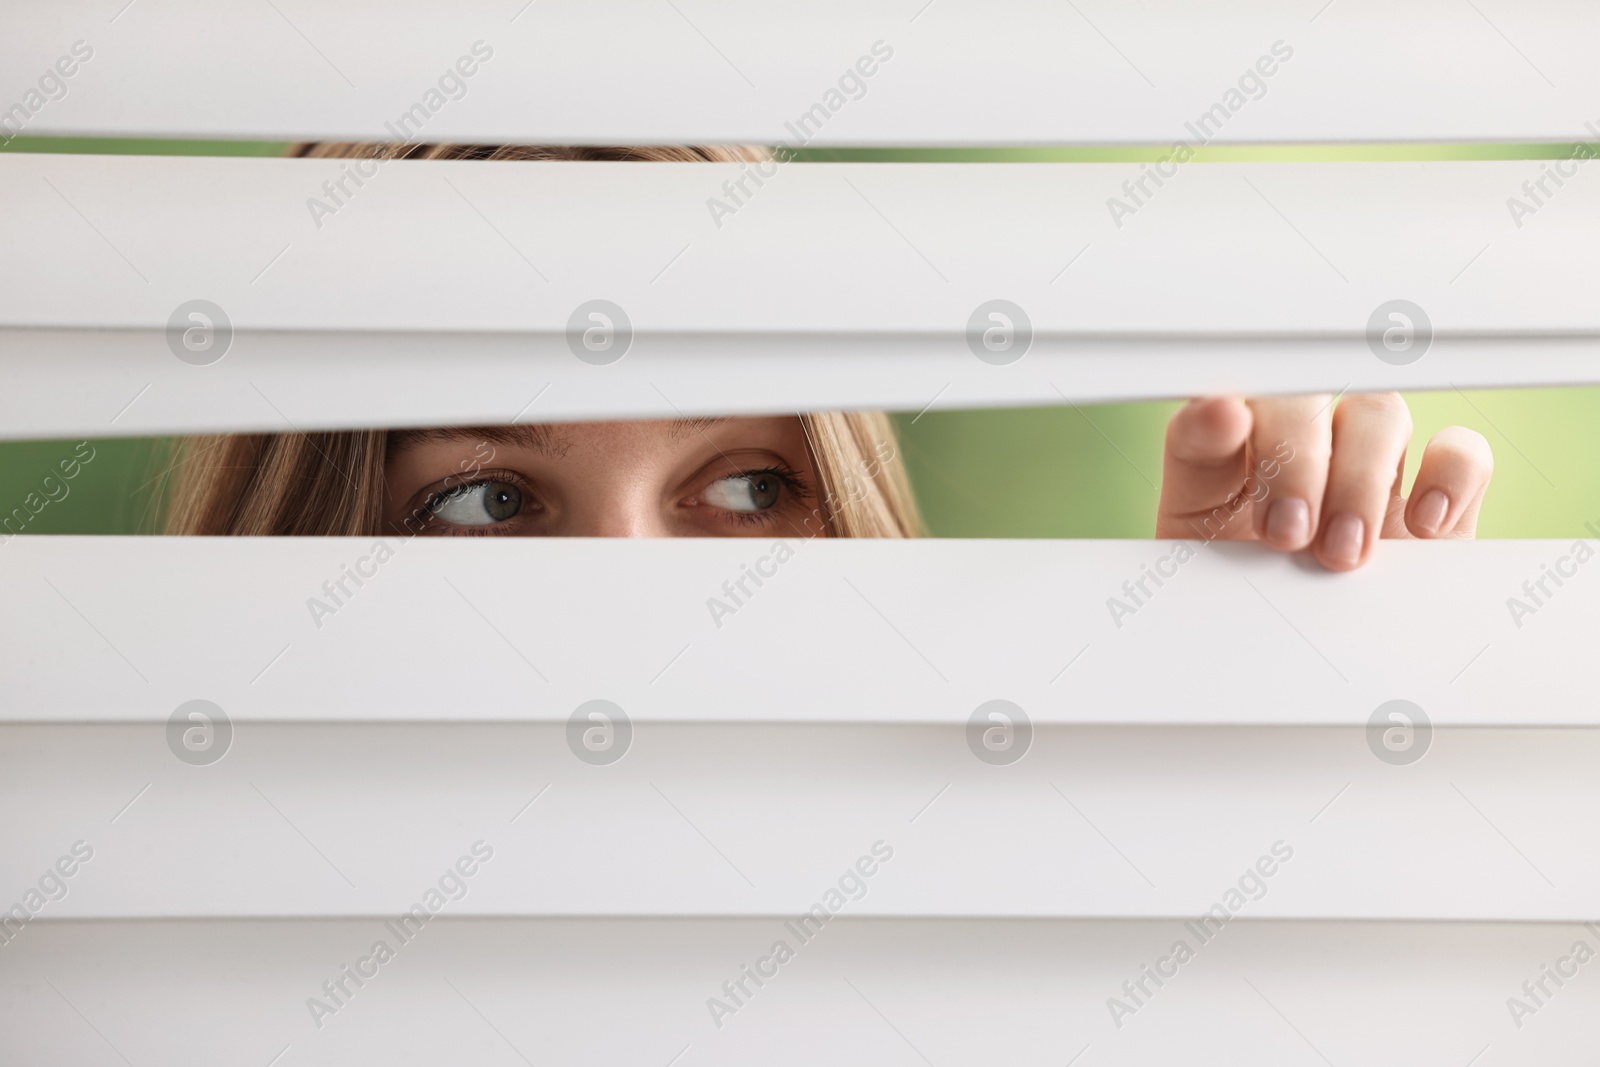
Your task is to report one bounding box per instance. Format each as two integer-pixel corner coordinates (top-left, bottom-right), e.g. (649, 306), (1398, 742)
(574, 484), (672, 538)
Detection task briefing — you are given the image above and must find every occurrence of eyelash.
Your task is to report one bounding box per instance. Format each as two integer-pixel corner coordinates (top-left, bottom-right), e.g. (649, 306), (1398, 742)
(714, 465), (812, 528)
(413, 464), (815, 532)
(415, 469), (533, 534)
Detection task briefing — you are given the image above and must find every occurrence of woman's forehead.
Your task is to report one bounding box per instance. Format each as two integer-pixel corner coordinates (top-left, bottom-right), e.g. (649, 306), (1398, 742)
(386, 417), (749, 458)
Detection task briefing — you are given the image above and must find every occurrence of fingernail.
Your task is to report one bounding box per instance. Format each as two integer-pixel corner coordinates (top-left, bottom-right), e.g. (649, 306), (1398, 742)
(1412, 489), (1450, 535)
(1324, 513), (1365, 567)
(1266, 497), (1311, 547)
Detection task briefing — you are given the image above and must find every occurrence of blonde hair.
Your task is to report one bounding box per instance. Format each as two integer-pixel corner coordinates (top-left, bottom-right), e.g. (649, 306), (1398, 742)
(164, 142), (923, 539)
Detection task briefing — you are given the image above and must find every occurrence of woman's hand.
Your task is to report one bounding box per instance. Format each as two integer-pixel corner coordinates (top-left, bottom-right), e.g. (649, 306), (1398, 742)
(1155, 393), (1494, 571)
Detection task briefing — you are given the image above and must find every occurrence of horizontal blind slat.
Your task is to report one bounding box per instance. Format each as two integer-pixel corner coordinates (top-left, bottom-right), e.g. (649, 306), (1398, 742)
(3, 0), (1597, 143)
(2, 538), (1589, 725)
(1, 156), (1596, 437)
(4, 919), (1593, 1064)
(4, 721), (1591, 920)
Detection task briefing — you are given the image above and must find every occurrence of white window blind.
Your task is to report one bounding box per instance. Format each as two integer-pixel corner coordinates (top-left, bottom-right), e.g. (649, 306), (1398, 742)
(3, 5), (1598, 1064)
(3, 537), (1593, 728)
(0, 154), (1597, 438)
(2, 0), (1597, 144)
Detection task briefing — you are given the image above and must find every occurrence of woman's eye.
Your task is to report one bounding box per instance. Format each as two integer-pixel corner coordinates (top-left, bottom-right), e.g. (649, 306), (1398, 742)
(704, 473), (783, 512)
(429, 481), (523, 525)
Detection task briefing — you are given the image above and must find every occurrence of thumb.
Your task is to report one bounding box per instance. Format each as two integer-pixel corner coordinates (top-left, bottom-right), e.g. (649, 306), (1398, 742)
(1156, 398), (1254, 540)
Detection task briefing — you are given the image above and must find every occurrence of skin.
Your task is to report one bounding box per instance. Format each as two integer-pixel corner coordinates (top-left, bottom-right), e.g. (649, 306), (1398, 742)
(1156, 393), (1494, 570)
(383, 416), (824, 539)
(385, 393), (1494, 570)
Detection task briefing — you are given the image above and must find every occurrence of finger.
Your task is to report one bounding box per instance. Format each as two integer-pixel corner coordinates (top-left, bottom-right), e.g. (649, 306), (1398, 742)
(1245, 395), (1334, 551)
(1156, 397), (1253, 539)
(1403, 426), (1494, 539)
(1315, 393), (1413, 571)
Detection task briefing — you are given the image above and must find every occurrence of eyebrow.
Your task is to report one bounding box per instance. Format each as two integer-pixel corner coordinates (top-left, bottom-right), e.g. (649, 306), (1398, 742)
(387, 417), (734, 456)
(388, 424), (562, 457)
(667, 416), (732, 441)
